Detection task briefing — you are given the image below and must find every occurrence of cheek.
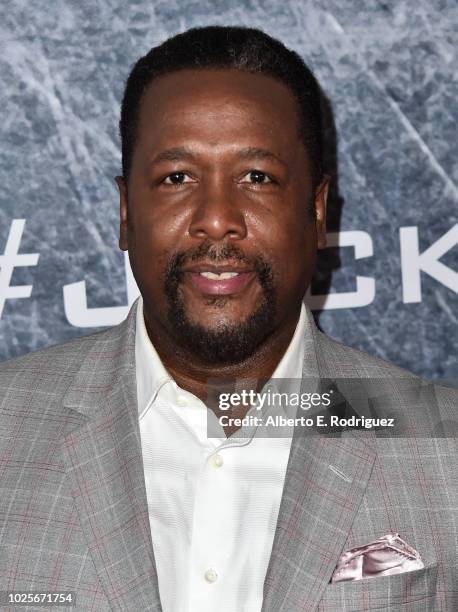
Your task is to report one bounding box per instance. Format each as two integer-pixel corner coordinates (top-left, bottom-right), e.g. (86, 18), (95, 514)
(129, 199), (181, 253)
(130, 190), (192, 248)
(265, 220), (316, 293)
(127, 219), (174, 300)
(263, 209), (309, 252)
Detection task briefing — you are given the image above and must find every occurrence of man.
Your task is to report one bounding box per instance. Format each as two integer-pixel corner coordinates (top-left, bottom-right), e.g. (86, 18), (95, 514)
(0, 26), (456, 612)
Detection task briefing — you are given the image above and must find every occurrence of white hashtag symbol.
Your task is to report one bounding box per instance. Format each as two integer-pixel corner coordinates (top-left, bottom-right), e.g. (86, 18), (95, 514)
(0, 219), (40, 318)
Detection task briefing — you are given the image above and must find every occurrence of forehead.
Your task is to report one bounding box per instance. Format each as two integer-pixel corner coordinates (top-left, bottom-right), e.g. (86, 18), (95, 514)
(135, 68), (303, 155)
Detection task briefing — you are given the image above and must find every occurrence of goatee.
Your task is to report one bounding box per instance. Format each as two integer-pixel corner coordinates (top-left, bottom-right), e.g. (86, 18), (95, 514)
(164, 243), (276, 364)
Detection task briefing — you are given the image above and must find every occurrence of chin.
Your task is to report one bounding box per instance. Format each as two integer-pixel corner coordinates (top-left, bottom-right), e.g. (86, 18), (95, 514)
(169, 296), (276, 364)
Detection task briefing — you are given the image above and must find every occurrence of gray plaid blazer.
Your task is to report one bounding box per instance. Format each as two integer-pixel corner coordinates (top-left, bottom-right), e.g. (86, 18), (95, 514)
(0, 300), (457, 611)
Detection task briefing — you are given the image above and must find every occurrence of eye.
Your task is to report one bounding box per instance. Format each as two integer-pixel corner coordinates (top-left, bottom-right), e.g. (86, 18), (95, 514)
(240, 170), (273, 184)
(162, 172), (194, 185)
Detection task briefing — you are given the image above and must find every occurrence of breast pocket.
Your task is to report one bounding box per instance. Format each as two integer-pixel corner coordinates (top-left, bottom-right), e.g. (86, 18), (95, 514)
(317, 562), (438, 611)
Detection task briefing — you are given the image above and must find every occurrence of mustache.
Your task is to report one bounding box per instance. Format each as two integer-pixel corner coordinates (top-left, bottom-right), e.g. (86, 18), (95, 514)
(165, 241), (274, 289)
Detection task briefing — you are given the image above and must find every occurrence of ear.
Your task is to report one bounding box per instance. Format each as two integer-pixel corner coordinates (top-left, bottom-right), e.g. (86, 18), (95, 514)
(314, 175), (329, 249)
(115, 176), (129, 251)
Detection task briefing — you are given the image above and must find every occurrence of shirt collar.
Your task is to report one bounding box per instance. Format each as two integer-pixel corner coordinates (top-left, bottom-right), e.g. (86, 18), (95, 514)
(135, 296), (307, 416)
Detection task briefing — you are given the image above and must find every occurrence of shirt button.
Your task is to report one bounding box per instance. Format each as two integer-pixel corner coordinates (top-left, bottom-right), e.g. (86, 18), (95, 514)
(211, 453), (224, 468)
(176, 396), (188, 407)
(204, 568), (218, 583)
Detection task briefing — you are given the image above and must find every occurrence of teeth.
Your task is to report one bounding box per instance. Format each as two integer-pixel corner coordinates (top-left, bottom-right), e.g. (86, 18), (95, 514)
(200, 271), (240, 279)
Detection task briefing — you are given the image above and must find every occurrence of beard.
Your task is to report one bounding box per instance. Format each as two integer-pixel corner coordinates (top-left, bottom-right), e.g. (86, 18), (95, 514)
(164, 242), (277, 364)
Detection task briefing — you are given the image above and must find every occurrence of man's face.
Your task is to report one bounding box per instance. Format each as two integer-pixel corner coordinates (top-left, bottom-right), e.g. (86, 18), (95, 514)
(117, 68), (327, 364)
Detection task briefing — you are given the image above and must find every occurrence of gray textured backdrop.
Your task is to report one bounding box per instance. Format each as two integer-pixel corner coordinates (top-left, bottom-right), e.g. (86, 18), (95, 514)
(0, 0), (457, 383)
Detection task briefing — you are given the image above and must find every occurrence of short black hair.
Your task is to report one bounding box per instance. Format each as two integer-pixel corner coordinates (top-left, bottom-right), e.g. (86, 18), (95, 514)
(119, 25), (323, 188)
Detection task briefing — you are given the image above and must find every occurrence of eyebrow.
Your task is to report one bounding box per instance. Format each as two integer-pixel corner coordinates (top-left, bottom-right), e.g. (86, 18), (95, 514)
(151, 147), (196, 164)
(237, 147), (283, 163)
(149, 146), (286, 166)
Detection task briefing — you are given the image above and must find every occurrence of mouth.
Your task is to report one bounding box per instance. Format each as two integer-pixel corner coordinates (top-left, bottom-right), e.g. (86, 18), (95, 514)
(181, 264), (256, 295)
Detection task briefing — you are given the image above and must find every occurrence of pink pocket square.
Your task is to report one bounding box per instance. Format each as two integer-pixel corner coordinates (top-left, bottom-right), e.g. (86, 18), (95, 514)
(331, 533), (424, 583)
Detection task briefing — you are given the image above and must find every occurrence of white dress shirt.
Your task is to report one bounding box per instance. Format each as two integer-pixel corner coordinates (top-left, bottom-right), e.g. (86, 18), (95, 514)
(135, 298), (307, 612)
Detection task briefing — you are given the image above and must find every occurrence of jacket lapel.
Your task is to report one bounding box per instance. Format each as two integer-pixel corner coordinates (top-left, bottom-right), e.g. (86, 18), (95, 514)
(261, 429), (376, 612)
(61, 301), (162, 611)
(262, 305), (377, 612)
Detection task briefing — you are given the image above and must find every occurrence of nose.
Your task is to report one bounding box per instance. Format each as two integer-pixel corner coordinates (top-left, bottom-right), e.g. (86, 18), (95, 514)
(188, 177), (248, 242)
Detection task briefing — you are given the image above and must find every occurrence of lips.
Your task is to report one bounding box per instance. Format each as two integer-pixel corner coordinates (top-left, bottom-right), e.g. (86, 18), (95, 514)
(182, 263), (255, 295)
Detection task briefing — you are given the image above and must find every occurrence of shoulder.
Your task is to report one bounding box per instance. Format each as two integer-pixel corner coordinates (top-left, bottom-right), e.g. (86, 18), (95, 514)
(0, 327), (114, 393)
(0, 325), (130, 447)
(315, 328), (458, 419)
(315, 327), (419, 378)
